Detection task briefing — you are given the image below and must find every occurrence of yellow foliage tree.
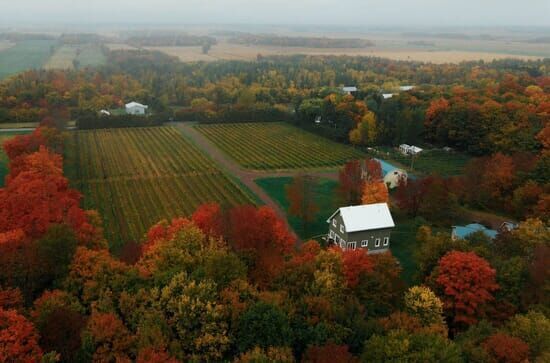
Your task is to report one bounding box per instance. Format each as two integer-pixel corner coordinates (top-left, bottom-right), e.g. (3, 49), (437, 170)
(362, 182), (389, 204)
(404, 285), (445, 327)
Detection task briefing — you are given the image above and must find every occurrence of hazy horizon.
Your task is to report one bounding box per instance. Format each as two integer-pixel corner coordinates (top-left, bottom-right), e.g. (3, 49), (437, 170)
(1, 0), (549, 28)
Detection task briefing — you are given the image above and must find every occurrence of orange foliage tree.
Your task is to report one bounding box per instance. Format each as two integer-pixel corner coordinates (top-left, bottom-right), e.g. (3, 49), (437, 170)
(0, 308), (43, 362)
(435, 251), (499, 327)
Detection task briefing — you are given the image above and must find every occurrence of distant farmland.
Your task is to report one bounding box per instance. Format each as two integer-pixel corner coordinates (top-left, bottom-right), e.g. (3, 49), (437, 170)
(195, 122), (365, 170)
(44, 44), (106, 70)
(66, 127), (256, 251)
(0, 39), (56, 79)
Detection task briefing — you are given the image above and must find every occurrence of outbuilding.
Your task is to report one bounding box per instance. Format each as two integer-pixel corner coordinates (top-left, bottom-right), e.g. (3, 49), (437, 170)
(125, 101), (148, 115)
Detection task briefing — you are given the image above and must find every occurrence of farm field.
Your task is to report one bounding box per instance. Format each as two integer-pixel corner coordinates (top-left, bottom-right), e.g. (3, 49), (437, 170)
(195, 122), (365, 170)
(44, 44), (106, 70)
(66, 126), (256, 251)
(0, 131), (29, 186)
(141, 40), (544, 64)
(0, 40), (56, 79)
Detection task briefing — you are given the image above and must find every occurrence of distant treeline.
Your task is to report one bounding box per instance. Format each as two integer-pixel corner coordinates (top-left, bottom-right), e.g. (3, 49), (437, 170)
(175, 104), (294, 124)
(75, 112), (165, 130)
(228, 34), (375, 48)
(126, 33), (217, 47)
(0, 32), (56, 42)
(58, 33), (112, 45)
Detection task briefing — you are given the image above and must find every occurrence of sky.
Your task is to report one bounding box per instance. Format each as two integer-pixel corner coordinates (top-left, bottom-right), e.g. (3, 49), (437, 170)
(1, 0), (549, 27)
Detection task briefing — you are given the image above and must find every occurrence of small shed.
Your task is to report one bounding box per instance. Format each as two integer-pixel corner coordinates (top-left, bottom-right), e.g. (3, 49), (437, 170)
(125, 102), (148, 115)
(99, 109), (111, 116)
(382, 93), (394, 99)
(399, 85), (415, 91)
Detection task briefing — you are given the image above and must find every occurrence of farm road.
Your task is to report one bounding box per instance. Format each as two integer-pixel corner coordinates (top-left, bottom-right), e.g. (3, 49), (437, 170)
(173, 122), (338, 237)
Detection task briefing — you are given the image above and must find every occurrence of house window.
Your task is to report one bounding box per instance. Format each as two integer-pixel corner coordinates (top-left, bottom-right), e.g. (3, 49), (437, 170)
(383, 237), (389, 246)
(335, 235), (340, 243)
(329, 231), (334, 239)
(340, 240), (346, 249)
(340, 225), (344, 233)
(332, 219), (337, 227)
(348, 241), (357, 250)
(361, 240), (368, 248)
(375, 238), (381, 247)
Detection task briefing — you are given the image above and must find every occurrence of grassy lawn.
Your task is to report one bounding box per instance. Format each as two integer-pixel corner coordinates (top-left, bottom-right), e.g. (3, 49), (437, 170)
(0, 131), (29, 186)
(257, 176), (422, 284)
(196, 122), (365, 170)
(0, 40), (56, 79)
(369, 147), (470, 177)
(256, 176), (339, 241)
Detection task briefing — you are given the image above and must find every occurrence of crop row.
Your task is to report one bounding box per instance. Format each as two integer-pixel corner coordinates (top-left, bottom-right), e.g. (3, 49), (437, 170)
(196, 122), (365, 170)
(71, 127), (256, 251)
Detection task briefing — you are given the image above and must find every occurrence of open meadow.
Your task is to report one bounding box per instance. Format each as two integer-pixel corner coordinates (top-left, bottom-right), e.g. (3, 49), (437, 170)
(66, 126), (256, 251)
(0, 39), (56, 79)
(195, 122), (365, 170)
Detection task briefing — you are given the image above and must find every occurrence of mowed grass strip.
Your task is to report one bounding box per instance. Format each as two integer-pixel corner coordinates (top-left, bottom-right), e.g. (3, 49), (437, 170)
(68, 127), (256, 251)
(195, 122), (365, 170)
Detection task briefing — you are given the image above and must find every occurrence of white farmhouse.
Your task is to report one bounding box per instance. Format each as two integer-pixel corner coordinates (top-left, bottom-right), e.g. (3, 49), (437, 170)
(125, 102), (148, 115)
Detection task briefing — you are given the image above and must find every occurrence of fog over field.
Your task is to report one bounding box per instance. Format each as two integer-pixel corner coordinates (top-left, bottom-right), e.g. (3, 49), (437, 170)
(1, 0), (549, 27)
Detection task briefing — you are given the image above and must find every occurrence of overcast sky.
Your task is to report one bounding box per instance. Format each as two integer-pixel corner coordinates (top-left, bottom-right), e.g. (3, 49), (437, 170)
(1, 0), (549, 27)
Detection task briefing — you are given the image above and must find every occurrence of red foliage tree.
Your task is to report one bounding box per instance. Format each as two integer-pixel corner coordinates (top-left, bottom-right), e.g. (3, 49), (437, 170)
(0, 287), (23, 312)
(482, 333), (529, 363)
(142, 217), (192, 253)
(338, 160), (364, 205)
(0, 308), (43, 362)
(435, 251), (499, 326)
(302, 343), (358, 363)
(341, 248), (374, 288)
(228, 205), (295, 285)
(191, 203), (225, 239)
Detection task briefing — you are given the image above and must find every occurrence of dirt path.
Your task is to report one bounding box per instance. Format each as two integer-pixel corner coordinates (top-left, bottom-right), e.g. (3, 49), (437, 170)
(173, 122), (339, 237)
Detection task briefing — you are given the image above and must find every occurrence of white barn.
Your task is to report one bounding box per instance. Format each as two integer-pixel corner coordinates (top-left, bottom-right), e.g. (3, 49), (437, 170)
(125, 102), (148, 115)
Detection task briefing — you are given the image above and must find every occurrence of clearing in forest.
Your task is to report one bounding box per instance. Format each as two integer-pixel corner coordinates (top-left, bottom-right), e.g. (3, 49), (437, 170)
(66, 126), (256, 251)
(195, 122), (365, 170)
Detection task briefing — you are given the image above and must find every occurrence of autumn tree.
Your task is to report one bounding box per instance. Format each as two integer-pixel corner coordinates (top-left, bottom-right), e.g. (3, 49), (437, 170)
(227, 206), (295, 286)
(504, 311), (550, 359)
(482, 333), (529, 363)
(236, 302), (292, 353)
(338, 160), (363, 205)
(286, 175), (319, 235)
(362, 182), (389, 204)
(81, 312), (134, 362)
(234, 346), (295, 363)
(341, 249), (374, 288)
(302, 343), (357, 363)
(404, 285), (445, 327)
(0, 308), (43, 362)
(434, 251), (499, 328)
